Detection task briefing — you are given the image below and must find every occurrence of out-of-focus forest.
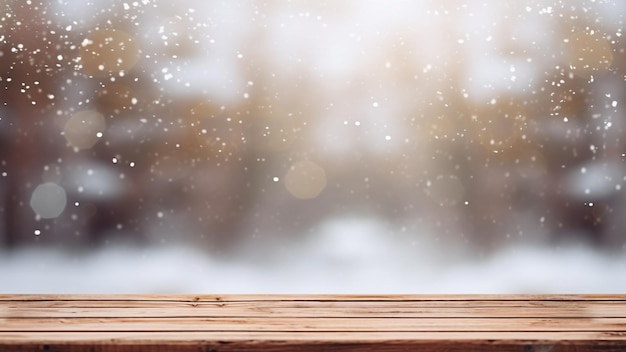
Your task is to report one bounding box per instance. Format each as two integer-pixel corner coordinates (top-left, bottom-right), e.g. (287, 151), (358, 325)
(1, 0), (625, 256)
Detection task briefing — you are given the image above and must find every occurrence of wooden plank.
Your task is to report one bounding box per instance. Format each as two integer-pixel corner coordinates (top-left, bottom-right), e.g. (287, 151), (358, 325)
(5, 297), (626, 308)
(1, 294), (623, 301)
(2, 297), (625, 321)
(1, 295), (625, 351)
(1, 332), (625, 352)
(2, 316), (626, 332)
(2, 330), (626, 341)
(4, 304), (625, 318)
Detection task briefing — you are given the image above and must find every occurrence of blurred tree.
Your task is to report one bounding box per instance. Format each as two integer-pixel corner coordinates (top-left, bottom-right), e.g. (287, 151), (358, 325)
(1, 2), (68, 246)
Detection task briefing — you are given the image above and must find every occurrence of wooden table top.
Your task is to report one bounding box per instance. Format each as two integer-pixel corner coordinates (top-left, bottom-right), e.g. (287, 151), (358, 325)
(1, 294), (625, 351)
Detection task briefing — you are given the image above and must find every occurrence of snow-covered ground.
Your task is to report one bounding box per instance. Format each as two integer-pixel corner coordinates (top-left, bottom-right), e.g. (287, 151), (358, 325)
(2, 218), (625, 294)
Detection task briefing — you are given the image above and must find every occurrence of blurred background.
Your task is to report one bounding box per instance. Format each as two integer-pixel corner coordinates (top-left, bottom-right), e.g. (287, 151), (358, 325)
(1, 0), (626, 293)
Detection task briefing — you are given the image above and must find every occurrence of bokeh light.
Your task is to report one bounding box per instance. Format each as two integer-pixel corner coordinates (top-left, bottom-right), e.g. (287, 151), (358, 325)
(63, 110), (106, 149)
(285, 161), (327, 200)
(30, 183), (67, 219)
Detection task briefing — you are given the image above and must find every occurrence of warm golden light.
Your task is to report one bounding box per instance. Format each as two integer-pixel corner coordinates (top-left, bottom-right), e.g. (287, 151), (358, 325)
(63, 109), (106, 149)
(284, 161), (327, 200)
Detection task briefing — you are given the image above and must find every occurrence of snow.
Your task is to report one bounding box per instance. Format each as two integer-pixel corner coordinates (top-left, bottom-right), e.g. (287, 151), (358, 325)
(3, 0), (626, 295)
(2, 217), (625, 294)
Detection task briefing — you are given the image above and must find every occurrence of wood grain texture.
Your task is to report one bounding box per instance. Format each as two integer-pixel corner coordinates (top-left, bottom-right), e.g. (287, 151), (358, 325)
(1, 295), (625, 351)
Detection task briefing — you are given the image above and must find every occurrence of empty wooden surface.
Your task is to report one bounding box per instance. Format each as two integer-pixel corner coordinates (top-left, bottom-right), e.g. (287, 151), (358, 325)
(1, 295), (625, 351)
